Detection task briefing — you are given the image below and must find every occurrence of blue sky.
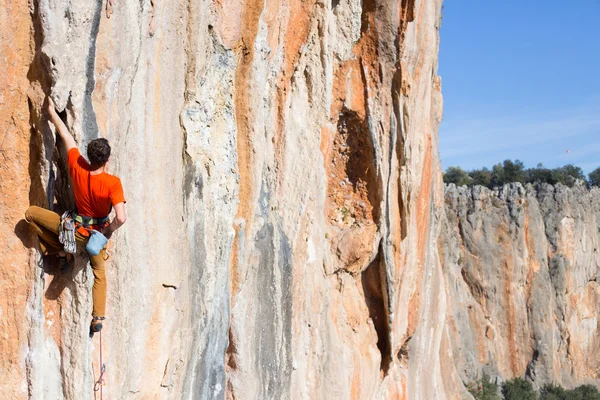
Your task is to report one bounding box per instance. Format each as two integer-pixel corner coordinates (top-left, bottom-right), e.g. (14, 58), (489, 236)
(439, 1), (600, 174)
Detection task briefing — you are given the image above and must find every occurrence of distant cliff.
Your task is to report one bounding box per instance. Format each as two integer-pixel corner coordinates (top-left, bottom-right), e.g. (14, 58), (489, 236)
(442, 182), (600, 389)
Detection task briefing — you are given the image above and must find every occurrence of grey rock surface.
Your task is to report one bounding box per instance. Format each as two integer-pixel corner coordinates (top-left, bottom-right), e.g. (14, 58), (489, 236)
(442, 182), (600, 390)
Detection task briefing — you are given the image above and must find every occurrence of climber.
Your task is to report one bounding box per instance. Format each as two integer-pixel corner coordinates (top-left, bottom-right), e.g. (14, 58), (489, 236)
(25, 96), (126, 334)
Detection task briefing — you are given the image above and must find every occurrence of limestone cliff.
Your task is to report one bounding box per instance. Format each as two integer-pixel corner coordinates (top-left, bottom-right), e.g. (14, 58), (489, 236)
(1, 0), (450, 399)
(442, 183), (600, 390)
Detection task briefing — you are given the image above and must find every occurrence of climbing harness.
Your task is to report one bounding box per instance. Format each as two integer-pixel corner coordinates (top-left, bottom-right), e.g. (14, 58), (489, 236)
(58, 211), (77, 254)
(73, 213), (110, 239)
(106, 0), (114, 18)
(70, 211), (110, 256)
(94, 330), (106, 398)
(74, 214), (110, 226)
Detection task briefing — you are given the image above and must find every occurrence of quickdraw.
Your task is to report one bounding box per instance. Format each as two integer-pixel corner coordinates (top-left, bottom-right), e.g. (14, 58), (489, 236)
(106, 0), (114, 18)
(58, 211), (77, 254)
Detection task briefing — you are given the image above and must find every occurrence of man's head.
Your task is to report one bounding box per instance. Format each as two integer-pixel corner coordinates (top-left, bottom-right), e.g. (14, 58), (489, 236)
(87, 138), (111, 166)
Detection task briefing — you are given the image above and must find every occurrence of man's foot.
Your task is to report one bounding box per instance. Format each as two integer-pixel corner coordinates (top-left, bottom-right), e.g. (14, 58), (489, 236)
(90, 316), (105, 334)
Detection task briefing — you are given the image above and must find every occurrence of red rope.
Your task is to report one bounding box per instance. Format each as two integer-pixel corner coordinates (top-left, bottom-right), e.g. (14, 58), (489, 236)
(94, 330), (105, 398)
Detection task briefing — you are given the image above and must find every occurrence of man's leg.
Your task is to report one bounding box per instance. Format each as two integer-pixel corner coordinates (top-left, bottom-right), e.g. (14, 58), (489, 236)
(73, 231), (107, 332)
(25, 206), (63, 254)
(89, 249), (107, 318)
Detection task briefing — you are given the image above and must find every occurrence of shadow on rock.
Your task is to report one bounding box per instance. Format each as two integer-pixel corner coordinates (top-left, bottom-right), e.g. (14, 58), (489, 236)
(14, 219), (35, 249)
(44, 254), (88, 301)
(14, 218), (88, 301)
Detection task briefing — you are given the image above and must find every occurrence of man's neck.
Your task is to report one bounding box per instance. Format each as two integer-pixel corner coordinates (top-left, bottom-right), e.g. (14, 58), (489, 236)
(90, 164), (106, 175)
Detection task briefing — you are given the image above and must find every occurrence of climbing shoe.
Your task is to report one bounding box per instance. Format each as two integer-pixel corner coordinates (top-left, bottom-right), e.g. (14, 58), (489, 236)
(90, 316), (105, 334)
(59, 254), (71, 273)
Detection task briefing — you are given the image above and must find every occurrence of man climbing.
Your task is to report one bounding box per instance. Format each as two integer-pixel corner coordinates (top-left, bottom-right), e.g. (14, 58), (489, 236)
(25, 97), (126, 334)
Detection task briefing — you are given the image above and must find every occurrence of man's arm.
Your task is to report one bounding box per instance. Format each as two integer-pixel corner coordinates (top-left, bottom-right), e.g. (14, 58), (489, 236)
(47, 97), (77, 151)
(103, 202), (126, 240)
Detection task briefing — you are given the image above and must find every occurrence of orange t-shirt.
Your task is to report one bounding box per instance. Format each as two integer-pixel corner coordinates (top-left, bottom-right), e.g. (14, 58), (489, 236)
(67, 148), (126, 220)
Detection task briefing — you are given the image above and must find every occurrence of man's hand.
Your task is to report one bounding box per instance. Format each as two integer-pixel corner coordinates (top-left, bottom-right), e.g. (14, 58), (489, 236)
(102, 202), (126, 240)
(47, 97), (58, 118)
(46, 96), (77, 151)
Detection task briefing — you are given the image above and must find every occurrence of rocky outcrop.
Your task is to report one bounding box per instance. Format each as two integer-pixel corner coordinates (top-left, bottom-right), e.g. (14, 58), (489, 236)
(442, 182), (600, 389)
(1, 0), (451, 399)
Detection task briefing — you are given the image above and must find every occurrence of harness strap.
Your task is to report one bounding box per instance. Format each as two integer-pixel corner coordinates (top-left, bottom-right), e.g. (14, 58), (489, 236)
(74, 214), (109, 226)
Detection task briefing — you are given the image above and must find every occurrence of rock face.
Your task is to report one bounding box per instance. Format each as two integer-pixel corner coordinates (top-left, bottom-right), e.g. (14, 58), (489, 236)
(1, 0), (452, 399)
(442, 183), (600, 389)
(6, 1), (599, 398)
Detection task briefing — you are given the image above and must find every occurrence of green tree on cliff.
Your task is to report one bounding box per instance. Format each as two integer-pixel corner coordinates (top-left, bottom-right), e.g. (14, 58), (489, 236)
(443, 166), (471, 186)
(469, 167), (493, 187)
(490, 160), (526, 187)
(553, 164), (586, 187)
(501, 377), (537, 400)
(540, 383), (567, 400)
(444, 161), (595, 189)
(540, 383), (600, 400)
(467, 374), (501, 400)
(568, 385), (600, 400)
(525, 163), (558, 185)
(589, 167), (600, 187)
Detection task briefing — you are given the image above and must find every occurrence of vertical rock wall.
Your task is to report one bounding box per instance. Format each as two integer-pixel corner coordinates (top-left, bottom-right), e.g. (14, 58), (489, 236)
(442, 183), (600, 390)
(0, 2), (38, 399)
(1, 0), (449, 399)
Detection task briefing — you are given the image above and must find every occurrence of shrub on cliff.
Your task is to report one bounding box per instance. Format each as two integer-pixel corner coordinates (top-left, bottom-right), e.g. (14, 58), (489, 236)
(551, 164), (587, 187)
(444, 166), (471, 186)
(540, 383), (567, 400)
(491, 160), (526, 187)
(525, 164), (558, 186)
(467, 374), (501, 400)
(540, 383), (600, 400)
(567, 385), (600, 400)
(466, 378), (600, 399)
(501, 377), (537, 400)
(590, 167), (600, 187)
(444, 161), (592, 189)
(469, 167), (493, 187)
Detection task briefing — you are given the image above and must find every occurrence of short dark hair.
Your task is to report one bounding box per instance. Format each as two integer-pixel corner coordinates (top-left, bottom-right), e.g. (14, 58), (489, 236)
(87, 138), (111, 166)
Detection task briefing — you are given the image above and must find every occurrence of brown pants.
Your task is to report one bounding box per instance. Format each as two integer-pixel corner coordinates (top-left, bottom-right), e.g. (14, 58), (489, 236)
(25, 206), (107, 318)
